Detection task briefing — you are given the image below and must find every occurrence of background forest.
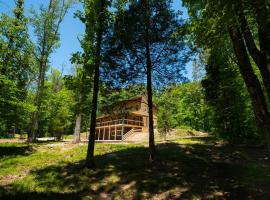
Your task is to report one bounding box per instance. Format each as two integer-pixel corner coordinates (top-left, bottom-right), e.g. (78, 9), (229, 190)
(0, 0), (263, 145)
(1, 1), (270, 198)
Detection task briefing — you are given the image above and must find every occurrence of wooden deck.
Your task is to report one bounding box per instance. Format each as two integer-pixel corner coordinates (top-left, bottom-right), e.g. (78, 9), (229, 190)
(96, 119), (144, 127)
(95, 119), (144, 141)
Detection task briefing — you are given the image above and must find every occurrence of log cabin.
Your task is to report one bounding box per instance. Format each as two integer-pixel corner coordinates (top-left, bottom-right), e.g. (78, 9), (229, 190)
(95, 95), (158, 141)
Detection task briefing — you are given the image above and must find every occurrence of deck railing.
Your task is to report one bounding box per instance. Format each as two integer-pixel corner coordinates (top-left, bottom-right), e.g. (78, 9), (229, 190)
(96, 119), (144, 127)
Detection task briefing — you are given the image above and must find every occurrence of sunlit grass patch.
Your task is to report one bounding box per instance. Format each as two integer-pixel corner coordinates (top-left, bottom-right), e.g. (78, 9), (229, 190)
(174, 138), (209, 145)
(0, 140), (269, 199)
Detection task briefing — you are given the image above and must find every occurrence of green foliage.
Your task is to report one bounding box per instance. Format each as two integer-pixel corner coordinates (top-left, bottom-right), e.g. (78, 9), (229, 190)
(30, 0), (73, 59)
(38, 68), (75, 138)
(82, 0), (112, 73)
(0, 0), (266, 146)
(29, 0), (74, 140)
(0, 0), (35, 135)
(104, 0), (187, 87)
(47, 88), (74, 138)
(64, 61), (93, 131)
(181, 0), (266, 143)
(156, 82), (211, 132)
(157, 108), (174, 140)
(202, 50), (258, 143)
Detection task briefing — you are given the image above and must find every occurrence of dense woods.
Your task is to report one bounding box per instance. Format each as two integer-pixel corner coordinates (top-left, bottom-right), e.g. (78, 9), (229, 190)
(1, 0), (270, 199)
(1, 0), (270, 156)
(182, 0), (270, 152)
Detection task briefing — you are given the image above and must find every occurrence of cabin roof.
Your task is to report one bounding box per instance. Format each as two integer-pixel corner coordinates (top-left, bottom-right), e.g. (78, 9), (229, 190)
(102, 95), (158, 108)
(96, 95), (158, 119)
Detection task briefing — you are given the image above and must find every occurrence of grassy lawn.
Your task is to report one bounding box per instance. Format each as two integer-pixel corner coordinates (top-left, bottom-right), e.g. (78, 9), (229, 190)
(0, 138), (270, 200)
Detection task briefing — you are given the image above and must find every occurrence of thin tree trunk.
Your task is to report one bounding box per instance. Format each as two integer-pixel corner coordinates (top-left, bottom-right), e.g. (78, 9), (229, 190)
(146, 48), (156, 162)
(85, 59), (100, 168)
(143, 0), (156, 162)
(73, 113), (82, 143)
(85, 0), (105, 168)
(229, 26), (270, 155)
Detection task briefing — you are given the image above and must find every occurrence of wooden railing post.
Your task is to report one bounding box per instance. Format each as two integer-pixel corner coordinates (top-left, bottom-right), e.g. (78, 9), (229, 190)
(109, 126), (110, 140)
(115, 126), (117, 140)
(121, 119), (124, 141)
(96, 117), (145, 141)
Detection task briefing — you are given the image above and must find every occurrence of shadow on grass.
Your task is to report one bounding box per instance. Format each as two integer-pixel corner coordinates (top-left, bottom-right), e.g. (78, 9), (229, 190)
(0, 188), (80, 200)
(29, 140), (66, 144)
(0, 140), (64, 158)
(0, 145), (34, 158)
(0, 141), (269, 199)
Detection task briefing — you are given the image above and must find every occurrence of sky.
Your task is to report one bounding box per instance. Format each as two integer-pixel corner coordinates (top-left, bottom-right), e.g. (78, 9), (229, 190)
(0, 0), (193, 79)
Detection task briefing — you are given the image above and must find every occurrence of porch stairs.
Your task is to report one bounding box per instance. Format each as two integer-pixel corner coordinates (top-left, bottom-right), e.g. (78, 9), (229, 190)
(122, 128), (143, 141)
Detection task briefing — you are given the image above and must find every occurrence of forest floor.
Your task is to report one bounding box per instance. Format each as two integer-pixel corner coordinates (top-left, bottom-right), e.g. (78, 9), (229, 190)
(0, 137), (269, 200)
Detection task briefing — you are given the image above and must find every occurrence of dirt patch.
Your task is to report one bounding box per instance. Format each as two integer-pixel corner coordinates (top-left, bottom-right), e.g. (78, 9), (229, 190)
(0, 167), (31, 186)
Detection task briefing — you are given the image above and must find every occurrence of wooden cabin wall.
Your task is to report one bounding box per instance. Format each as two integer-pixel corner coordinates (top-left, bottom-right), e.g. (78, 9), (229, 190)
(95, 96), (158, 136)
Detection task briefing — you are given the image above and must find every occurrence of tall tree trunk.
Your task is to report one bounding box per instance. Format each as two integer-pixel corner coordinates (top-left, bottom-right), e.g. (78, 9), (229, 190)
(85, 0), (105, 168)
(237, 7), (270, 100)
(146, 44), (156, 162)
(229, 26), (270, 155)
(85, 58), (100, 168)
(29, 0), (52, 142)
(73, 113), (82, 143)
(252, 0), (270, 101)
(28, 0), (68, 142)
(29, 60), (46, 142)
(143, 0), (156, 162)
(251, 0), (270, 54)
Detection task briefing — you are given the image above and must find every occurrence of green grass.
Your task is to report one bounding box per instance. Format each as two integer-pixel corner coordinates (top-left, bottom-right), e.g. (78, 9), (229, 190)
(0, 138), (269, 199)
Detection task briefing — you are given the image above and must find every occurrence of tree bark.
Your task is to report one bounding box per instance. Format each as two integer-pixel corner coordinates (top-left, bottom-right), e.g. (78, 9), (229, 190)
(29, 0), (53, 142)
(85, 57), (100, 168)
(238, 7), (270, 100)
(143, 0), (156, 162)
(252, 0), (270, 101)
(251, 0), (270, 53)
(229, 26), (270, 155)
(146, 44), (156, 162)
(85, 0), (105, 168)
(29, 59), (46, 142)
(73, 113), (82, 143)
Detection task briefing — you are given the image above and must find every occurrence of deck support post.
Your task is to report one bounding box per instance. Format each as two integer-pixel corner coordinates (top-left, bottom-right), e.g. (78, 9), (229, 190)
(121, 119), (124, 141)
(109, 126), (111, 140)
(95, 117), (146, 141)
(98, 128), (100, 140)
(115, 126), (117, 140)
